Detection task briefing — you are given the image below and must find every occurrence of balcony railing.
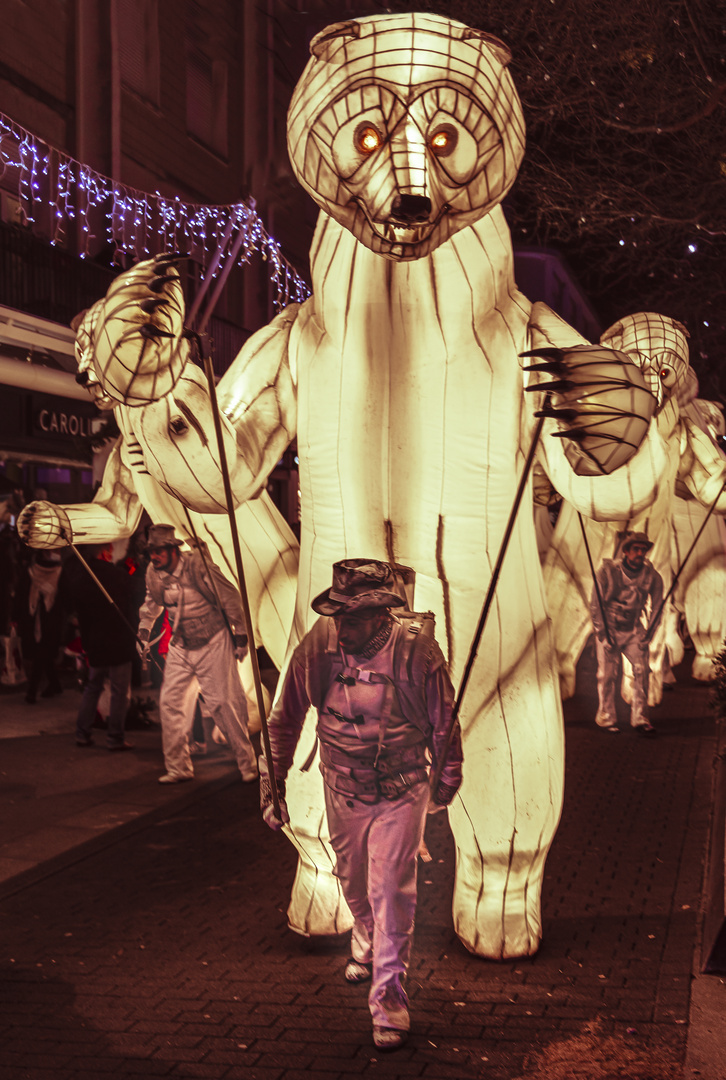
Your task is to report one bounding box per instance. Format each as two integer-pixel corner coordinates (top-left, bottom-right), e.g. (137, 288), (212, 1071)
(0, 221), (115, 327)
(0, 221), (249, 374)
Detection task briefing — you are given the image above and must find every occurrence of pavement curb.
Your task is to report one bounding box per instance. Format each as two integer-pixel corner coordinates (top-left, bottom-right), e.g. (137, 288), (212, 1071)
(0, 769), (239, 903)
(684, 715), (726, 1080)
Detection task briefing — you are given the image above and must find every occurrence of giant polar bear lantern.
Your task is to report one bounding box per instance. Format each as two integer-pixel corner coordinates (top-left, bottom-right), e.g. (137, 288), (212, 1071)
(262, 11), (670, 959)
(15, 257), (300, 709)
(21, 13), (675, 960)
(543, 316), (726, 707)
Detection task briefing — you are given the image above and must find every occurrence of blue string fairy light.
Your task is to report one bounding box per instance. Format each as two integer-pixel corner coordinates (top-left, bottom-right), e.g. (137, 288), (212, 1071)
(0, 109), (310, 310)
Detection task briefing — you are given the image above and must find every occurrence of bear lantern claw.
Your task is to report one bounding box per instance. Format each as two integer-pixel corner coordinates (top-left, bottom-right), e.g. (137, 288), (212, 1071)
(523, 346), (658, 476)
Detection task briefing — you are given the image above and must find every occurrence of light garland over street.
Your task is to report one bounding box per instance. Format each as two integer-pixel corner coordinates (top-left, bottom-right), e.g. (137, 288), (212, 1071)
(0, 112), (310, 312)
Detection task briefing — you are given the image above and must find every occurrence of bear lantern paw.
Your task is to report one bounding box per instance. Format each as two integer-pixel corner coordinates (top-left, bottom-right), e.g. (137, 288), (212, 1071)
(522, 345), (658, 476)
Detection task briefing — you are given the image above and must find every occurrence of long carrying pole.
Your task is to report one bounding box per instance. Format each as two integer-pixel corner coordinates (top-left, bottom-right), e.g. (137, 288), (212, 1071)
(199, 341), (281, 819)
(66, 541), (165, 679)
(181, 507), (235, 642)
(577, 511), (614, 649)
(430, 411), (547, 795)
(193, 224), (248, 339)
(185, 215), (236, 329)
(644, 476), (726, 645)
(184, 222), (280, 816)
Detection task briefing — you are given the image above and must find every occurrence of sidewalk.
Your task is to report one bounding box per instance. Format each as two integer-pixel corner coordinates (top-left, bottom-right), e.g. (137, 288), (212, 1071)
(0, 653), (725, 1079)
(0, 680), (242, 897)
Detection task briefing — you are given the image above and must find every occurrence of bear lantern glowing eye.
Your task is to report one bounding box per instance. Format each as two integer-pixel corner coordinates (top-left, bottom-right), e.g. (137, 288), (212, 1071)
(355, 123), (383, 155)
(429, 124), (458, 157)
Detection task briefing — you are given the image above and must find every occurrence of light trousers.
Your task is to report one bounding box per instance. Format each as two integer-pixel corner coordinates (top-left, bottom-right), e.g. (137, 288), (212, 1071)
(595, 630), (650, 727)
(324, 779), (429, 1031)
(160, 629), (255, 778)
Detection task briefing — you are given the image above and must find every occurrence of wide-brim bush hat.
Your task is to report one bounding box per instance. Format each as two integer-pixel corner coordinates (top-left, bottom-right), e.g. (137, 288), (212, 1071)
(312, 558), (407, 616)
(147, 523), (184, 548)
(621, 531), (653, 552)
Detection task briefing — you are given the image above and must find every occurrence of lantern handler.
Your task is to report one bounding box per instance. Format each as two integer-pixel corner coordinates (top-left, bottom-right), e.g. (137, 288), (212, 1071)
(589, 532), (663, 735)
(137, 523), (258, 784)
(260, 558), (462, 1051)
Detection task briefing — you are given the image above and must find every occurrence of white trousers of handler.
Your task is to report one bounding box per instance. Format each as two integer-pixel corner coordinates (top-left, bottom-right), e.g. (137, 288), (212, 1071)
(324, 778), (429, 1031)
(160, 628), (256, 779)
(595, 629), (650, 728)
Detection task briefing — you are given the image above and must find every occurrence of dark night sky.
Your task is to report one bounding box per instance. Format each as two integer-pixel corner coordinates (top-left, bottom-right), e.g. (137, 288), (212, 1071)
(270, 0), (725, 405)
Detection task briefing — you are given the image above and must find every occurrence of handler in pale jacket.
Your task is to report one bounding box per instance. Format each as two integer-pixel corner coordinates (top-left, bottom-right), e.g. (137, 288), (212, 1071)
(138, 523), (258, 784)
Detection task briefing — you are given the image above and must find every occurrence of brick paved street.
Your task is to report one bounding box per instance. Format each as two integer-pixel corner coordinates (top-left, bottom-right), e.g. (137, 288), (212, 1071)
(0, 661), (721, 1079)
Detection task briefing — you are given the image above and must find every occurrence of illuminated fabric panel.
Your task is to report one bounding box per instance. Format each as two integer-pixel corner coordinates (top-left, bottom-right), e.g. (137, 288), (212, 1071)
(23, 12), (692, 962)
(543, 317), (726, 704)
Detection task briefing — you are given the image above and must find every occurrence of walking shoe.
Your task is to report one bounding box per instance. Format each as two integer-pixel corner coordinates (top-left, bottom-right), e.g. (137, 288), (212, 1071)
(372, 1025), (407, 1051)
(158, 773), (193, 784)
(635, 723), (656, 737)
(107, 741), (135, 752)
(344, 958), (372, 984)
(76, 736), (95, 747)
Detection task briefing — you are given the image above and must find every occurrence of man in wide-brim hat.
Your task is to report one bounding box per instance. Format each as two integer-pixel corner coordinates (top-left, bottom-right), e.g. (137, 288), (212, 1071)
(260, 558), (462, 1052)
(137, 523), (258, 783)
(590, 530), (663, 735)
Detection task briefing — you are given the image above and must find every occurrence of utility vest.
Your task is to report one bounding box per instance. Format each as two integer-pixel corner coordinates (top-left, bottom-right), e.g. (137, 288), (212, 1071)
(302, 611), (438, 802)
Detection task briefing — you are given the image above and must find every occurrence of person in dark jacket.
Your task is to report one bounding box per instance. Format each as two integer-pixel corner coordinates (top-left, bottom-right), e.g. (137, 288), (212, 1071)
(61, 543), (138, 750)
(16, 548), (65, 703)
(0, 476), (22, 639)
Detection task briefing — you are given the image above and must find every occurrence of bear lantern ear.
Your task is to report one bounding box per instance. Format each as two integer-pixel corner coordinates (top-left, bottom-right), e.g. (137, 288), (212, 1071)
(309, 20), (361, 59)
(461, 28), (512, 67)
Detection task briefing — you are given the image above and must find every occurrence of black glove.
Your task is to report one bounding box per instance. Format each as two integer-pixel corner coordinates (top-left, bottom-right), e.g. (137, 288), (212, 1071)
(137, 626), (151, 659)
(259, 758), (289, 830)
(433, 780), (459, 807)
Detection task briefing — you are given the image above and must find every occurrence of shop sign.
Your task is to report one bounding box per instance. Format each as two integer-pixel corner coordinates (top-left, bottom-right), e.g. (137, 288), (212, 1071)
(0, 385), (103, 461)
(35, 405), (99, 438)
(31, 393), (103, 442)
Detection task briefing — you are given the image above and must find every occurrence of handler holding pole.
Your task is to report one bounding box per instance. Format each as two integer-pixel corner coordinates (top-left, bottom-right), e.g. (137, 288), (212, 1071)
(137, 524), (258, 784)
(260, 558), (463, 1052)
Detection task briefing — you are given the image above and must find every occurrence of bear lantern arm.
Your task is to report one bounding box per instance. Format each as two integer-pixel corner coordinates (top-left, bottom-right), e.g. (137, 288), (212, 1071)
(214, 303), (301, 503)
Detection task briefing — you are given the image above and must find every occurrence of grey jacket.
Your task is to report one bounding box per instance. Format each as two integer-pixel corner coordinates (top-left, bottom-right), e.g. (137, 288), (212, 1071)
(590, 558), (663, 638)
(139, 548), (245, 649)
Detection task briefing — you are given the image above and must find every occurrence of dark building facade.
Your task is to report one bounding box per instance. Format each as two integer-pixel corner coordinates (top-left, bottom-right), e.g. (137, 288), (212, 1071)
(0, 0), (600, 523)
(0, 0), (304, 519)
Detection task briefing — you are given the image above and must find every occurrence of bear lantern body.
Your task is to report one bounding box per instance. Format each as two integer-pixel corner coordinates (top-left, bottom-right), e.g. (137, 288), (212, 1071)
(19, 13), (673, 960)
(240, 13), (669, 958)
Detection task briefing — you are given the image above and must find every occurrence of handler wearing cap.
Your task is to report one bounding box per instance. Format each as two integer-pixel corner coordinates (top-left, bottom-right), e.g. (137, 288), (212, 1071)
(260, 558), (462, 1051)
(137, 523), (258, 783)
(590, 531), (663, 735)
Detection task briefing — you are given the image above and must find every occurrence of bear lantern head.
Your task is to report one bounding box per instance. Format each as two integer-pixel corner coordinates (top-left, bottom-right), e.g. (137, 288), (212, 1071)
(286, 12), (526, 262)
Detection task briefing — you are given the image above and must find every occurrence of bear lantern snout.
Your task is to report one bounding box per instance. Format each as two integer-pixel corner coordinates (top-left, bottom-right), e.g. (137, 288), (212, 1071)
(389, 194), (432, 225)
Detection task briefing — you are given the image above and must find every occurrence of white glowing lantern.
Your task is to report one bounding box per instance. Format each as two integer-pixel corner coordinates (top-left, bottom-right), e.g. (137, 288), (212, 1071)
(264, 13), (671, 958)
(17, 256), (299, 713)
(543, 315), (726, 705)
(669, 402), (726, 680)
(21, 13), (680, 961)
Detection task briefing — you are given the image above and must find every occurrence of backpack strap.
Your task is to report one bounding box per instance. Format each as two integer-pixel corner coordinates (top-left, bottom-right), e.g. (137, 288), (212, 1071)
(300, 611), (438, 770)
(392, 610), (436, 693)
